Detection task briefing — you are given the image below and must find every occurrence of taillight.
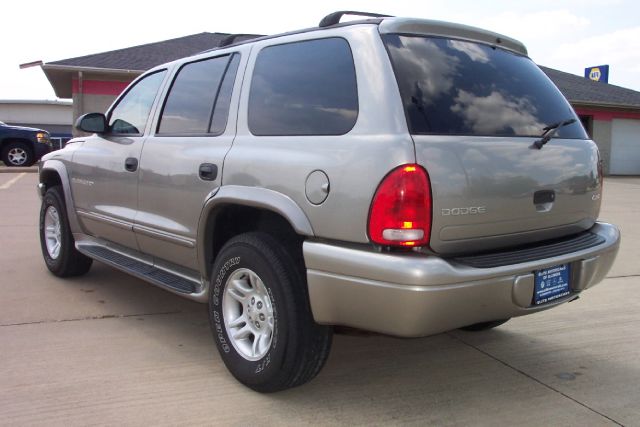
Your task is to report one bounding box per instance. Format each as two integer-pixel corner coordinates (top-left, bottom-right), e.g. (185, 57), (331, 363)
(368, 164), (432, 247)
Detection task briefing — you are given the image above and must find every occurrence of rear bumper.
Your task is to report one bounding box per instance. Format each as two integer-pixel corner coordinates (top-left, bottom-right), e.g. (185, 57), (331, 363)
(304, 222), (620, 337)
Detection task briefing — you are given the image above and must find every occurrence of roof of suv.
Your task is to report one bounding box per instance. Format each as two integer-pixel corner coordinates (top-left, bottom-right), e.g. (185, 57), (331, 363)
(197, 16), (527, 56)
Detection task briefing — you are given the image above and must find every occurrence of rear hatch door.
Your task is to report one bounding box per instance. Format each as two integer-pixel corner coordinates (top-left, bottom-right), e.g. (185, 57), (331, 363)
(382, 32), (601, 255)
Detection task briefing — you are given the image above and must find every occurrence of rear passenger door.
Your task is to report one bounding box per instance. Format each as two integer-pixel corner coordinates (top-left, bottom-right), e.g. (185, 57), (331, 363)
(134, 53), (242, 271)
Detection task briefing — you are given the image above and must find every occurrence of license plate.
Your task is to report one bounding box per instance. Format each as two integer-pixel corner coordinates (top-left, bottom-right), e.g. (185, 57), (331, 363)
(533, 264), (571, 305)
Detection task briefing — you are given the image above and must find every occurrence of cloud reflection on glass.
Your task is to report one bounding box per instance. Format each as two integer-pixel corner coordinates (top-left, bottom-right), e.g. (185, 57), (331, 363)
(383, 34), (586, 140)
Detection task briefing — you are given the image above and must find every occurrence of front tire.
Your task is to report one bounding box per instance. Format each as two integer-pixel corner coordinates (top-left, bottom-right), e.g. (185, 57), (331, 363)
(39, 186), (93, 277)
(2, 141), (34, 167)
(209, 232), (332, 392)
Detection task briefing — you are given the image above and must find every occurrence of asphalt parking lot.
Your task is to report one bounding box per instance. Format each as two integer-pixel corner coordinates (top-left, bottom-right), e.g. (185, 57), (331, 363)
(1, 171), (639, 426)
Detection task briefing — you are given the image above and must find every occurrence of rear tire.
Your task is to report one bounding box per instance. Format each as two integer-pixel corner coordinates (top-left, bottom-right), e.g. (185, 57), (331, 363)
(39, 186), (93, 277)
(209, 232), (332, 392)
(2, 141), (34, 167)
(460, 318), (510, 331)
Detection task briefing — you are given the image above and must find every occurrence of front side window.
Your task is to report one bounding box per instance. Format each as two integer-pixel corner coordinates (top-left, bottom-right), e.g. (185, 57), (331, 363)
(109, 70), (166, 135)
(158, 54), (239, 135)
(383, 35), (587, 138)
(248, 37), (358, 136)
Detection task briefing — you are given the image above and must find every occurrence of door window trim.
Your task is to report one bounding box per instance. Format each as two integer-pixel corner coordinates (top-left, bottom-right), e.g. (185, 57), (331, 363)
(106, 69), (168, 137)
(154, 53), (240, 138)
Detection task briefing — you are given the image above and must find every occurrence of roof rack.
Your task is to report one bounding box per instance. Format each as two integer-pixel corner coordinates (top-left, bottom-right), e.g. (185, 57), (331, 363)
(196, 14), (389, 57)
(319, 11), (393, 27)
(219, 33), (265, 47)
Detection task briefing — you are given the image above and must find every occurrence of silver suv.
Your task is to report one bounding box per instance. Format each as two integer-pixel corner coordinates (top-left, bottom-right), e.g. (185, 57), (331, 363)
(37, 12), (620, 392)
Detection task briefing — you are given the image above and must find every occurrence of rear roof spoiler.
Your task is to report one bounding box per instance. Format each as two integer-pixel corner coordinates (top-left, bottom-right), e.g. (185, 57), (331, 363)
(378, 18), (528, 56)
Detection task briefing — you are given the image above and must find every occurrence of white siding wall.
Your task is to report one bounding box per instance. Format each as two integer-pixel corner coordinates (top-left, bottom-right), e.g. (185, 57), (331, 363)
(0, 102), (72, 126)
(610, 119), (640, 175)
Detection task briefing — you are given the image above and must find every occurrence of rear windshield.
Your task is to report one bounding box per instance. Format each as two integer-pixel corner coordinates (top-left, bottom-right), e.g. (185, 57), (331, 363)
(383, 34), (587, 139)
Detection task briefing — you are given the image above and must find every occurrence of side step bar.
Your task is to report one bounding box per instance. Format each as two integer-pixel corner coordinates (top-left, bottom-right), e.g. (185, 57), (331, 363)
(78, 245), (199, 295)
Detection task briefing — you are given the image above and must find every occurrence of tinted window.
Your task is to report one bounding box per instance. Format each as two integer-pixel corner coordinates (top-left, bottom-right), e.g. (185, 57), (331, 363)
(109, 71), (166, 135)
(248, 38), (358, 136)
(384, 35), (587, 138)
(210, 54), (240, 134)
(158, 55), (231, 134)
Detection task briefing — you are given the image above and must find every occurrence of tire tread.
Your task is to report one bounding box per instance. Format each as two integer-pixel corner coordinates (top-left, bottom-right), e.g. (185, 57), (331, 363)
(211, 232), (332, 392)
(40, 186), (92, 277)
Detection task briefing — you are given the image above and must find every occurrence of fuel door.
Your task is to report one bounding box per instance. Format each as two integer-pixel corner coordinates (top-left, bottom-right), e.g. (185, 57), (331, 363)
(305, 170), (330, 205)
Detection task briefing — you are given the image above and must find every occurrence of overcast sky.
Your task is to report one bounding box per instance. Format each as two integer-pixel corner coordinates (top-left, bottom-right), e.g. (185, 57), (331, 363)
(1, 0), (639, 100)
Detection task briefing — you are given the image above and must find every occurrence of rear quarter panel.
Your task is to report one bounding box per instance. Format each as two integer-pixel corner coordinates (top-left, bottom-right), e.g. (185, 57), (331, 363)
(224, 25), (415, 243)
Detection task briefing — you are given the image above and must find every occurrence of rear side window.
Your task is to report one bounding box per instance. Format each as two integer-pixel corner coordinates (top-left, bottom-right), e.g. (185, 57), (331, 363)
(383, 35), (587, 139)
(109, 70), (166, 135)
(210, 55), (240, 134)
(158, 54), (239, 135)
(248, 38), (358, 136)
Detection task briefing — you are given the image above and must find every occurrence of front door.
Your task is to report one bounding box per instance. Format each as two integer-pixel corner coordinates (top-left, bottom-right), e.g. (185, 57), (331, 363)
(70, 70), (167, 249)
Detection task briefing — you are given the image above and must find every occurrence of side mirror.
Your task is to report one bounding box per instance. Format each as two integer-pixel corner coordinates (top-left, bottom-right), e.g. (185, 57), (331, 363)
(75, 113), (107, 134)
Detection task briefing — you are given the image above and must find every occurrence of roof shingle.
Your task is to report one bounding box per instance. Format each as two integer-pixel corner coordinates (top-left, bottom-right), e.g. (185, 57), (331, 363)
(541, 66), (640, 109)
(48, 32), (260, 71)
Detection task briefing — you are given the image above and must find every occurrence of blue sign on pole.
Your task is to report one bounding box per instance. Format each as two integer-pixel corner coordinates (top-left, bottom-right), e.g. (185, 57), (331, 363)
(584, 65), (609, 83)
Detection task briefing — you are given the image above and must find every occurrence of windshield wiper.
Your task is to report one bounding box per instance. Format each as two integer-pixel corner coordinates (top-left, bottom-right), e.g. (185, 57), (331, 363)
(531, 118), (576, 149)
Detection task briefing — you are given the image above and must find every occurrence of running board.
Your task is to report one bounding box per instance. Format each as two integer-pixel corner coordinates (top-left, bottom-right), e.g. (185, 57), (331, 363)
(78, 245), (198, 294)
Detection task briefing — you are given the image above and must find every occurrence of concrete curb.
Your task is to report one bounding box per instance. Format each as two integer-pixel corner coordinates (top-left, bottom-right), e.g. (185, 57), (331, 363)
(0, 166), (38, 173)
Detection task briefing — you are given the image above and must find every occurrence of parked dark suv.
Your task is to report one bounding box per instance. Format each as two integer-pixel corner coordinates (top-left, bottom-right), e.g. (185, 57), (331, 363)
(0, 121), (51, 166)
(37, 12), (620, 392)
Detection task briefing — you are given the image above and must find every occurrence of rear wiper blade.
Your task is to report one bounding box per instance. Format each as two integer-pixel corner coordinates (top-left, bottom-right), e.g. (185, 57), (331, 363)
(531, 118), (577, 149)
